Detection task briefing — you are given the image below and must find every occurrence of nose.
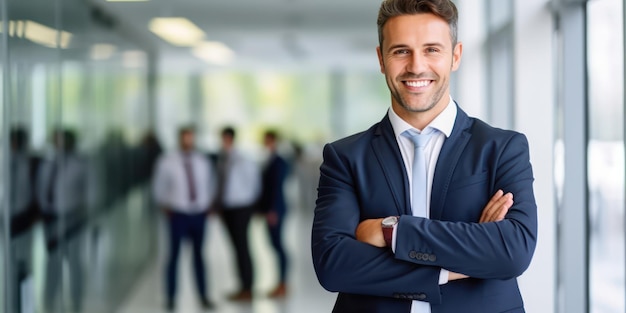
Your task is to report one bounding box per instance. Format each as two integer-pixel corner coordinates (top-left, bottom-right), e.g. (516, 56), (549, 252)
(406, 53), (427, 74)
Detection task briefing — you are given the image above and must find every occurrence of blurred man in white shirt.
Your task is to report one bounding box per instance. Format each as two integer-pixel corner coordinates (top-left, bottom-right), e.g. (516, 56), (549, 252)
(213, 126), (261, 301)
(153, 126), (216, 311)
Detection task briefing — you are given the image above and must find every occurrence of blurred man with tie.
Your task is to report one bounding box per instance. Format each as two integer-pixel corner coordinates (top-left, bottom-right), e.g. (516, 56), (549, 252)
(213, 126), (261, 301)
(153, 126), (216, 311)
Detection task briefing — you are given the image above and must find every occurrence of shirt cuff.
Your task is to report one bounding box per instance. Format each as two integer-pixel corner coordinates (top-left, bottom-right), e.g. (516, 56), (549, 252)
(439, 269), (450, 285)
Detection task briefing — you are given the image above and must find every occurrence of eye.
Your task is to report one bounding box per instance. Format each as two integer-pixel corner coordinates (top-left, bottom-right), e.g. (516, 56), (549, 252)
(426, 47), (440, 53)
(393, 49), (410, 55)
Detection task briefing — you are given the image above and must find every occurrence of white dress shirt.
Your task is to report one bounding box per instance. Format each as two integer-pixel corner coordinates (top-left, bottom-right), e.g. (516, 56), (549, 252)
(152, 150), (215, 213)
(218, 149), (261, 209)
(388, 96), (457, 313)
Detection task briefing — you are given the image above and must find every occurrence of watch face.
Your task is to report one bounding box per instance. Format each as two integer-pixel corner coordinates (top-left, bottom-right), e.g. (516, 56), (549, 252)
(382, 216), (398, 227)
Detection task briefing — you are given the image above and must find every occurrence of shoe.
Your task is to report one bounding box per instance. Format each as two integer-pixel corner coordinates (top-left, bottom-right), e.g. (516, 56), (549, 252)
(200, 297), (215, 310)
(165, 299), (175, 311)
(228, 289), (253, 301)
(268, 283), (287, 298)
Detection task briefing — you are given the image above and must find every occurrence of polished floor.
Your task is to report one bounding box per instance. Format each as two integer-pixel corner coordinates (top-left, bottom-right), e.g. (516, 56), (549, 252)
(117, 206), (336, 313)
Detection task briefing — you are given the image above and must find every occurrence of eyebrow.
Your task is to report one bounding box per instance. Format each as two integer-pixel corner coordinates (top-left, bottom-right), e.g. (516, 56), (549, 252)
(386, 44), (410, 53)
(386, 42), (446, 53)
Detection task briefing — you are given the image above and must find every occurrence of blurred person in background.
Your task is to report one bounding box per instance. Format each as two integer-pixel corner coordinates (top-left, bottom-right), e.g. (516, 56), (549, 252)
(152, 126), (216, 311)
(212, 126), (261, 301)
(291, 141), (322, 214)
(9, 126), (38, 313)
(36, 128), (87, 313)
(258, 130), (290, 298)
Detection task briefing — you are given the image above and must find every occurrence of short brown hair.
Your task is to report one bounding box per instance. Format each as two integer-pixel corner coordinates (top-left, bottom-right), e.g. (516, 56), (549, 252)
(377, 0), (458, 48)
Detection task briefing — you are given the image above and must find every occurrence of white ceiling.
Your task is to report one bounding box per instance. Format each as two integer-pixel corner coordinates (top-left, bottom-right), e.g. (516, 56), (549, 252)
(97, 0), (384, 71)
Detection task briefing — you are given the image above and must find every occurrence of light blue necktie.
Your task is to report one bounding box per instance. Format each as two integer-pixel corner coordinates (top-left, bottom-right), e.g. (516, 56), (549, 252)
(403, 130), (433, 217)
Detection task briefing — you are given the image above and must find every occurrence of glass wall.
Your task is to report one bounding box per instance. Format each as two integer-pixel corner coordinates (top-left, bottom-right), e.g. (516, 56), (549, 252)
(587, 0), (625, 312)
(1, 3), (6, 311)
(1, 0), (157, 312)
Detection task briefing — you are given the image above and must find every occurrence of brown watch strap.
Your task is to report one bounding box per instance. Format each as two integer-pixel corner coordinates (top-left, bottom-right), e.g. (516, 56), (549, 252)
(382, 225), (394, 247)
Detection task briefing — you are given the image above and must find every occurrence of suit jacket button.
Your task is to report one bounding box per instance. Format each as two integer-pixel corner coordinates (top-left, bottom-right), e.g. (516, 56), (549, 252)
(421, 253), (429, 261)
(409, 251), (417, 259)
(429, 254), (436, 262)
(416, 252), (423, 260)
(393, 293), (401, 299)
(418, 294), (427, 300)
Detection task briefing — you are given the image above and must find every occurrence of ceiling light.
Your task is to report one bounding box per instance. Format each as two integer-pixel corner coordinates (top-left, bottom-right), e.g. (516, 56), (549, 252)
(192, 41), (235, 66)
(149, 17), (205, 47)
(123, 50), (147, 68)
(2, 20), (73, 49)
(91, 44), (117, 60)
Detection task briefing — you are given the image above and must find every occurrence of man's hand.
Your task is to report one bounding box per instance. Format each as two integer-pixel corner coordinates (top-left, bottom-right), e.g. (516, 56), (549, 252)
(479, 189), (513, 223)
(162, 207), (172, 218)
(266, 211), (279, 227)
(450, 190), (514, 281)
(356, 218), (385, 247)
(448, 271), (469, 281)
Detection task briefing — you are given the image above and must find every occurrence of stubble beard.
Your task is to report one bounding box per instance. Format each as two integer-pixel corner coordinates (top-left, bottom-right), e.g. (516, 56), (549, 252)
(387, 74), (448, 114)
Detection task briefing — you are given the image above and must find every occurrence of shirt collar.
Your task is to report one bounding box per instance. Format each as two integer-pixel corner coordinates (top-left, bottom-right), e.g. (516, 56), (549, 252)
(388, 96), (457, 139)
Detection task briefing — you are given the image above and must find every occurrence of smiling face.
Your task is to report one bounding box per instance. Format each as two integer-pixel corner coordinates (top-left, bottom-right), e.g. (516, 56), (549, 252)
(377, 13), (462, 129)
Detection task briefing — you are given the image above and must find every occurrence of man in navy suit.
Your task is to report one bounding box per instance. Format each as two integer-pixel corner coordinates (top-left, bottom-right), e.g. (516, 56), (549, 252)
(258, 130), (290, 298)
(311, 0), (537, 312)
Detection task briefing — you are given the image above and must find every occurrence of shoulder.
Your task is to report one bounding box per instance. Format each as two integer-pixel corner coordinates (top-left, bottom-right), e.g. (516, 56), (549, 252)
(156, 151), (178, 166)
(326, 122), (380, 154)
(465, 117), (530, 151)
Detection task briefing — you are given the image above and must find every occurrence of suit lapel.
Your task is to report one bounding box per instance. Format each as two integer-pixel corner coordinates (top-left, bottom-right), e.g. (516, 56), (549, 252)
(430, 106), (473, 220)
(371, 115), (412, 216)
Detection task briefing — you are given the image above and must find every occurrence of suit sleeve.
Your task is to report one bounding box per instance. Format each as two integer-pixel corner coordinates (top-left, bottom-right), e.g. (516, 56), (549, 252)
(312, 143), (443, 303)
(394, 133), (537, 280)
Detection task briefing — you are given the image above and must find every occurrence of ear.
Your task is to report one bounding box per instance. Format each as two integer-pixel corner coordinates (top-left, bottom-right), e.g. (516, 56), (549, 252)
(451, 41), (463, 71)
(376, 46), (385, 74)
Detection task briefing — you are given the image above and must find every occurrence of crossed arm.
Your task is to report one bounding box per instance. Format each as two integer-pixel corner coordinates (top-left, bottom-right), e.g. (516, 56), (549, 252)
(312, 134), (537, 298)
(355, 190), (514, 281)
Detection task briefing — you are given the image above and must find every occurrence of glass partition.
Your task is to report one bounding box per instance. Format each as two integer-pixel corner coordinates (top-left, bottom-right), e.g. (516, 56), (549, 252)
(2, 0), (156, 312)
(1, 4), (6, 310)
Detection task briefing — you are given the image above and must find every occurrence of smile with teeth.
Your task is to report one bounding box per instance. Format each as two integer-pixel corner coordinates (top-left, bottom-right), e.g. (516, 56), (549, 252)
(404, 80), (432, 88)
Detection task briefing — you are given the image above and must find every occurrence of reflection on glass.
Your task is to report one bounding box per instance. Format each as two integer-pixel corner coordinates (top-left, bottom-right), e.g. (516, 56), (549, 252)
(1, 116), (5, 313)
(587, 0), (625, 312)
(4, 0), (155, 312)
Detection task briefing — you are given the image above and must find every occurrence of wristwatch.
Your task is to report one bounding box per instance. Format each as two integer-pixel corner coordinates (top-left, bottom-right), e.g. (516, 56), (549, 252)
(381, 216), (399, 247)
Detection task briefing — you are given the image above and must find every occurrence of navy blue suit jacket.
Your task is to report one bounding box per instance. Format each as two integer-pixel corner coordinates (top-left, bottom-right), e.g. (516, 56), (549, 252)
(259, 153), (289, 216)
(312, 106), (537, 313)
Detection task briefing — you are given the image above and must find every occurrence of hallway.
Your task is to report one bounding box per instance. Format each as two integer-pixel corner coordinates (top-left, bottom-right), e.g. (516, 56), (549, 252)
(117, 204), (335, 313)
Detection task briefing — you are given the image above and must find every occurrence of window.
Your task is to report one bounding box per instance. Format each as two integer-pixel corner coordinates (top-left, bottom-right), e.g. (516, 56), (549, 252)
(587, 1), (625, 312)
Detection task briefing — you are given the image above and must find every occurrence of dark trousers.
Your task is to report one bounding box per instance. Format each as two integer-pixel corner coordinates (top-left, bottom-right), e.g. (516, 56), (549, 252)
(268, 214), (288, 282)
(166, 211), (208, 301)
(221, 207), (254, 290)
